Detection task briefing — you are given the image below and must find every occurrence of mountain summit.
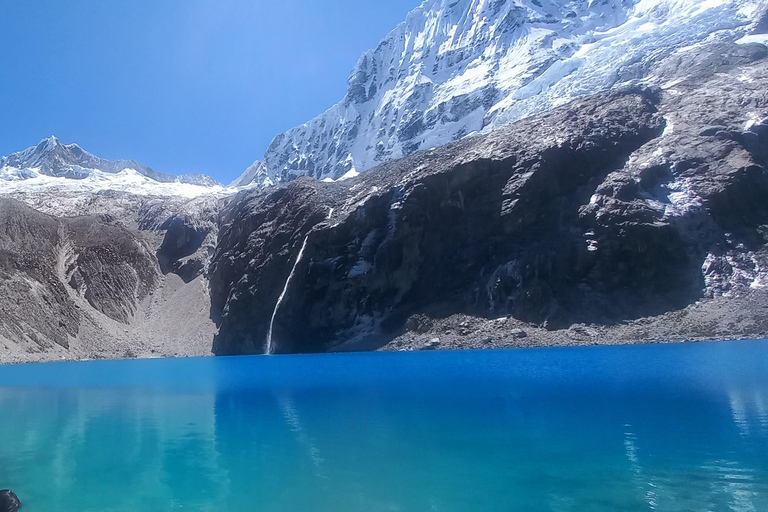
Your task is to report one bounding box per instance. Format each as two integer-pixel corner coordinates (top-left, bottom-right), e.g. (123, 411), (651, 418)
(234, 0), (766, 186)
(0, 136), (222, 196)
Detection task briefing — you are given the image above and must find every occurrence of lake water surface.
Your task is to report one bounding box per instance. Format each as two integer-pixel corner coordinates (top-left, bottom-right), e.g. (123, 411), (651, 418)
(1, 340), (767, 511)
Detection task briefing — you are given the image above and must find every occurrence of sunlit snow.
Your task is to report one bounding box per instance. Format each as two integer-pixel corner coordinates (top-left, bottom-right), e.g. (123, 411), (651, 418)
(247, 0), (764, 185)
(0, 167), (232, 198)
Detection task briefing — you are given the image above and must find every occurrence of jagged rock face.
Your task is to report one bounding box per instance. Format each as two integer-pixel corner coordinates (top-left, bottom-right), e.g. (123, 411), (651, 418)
(213, 91), (668, 353)
(152, 196), (222, 283)
(238, 0), (763, 185)
(209, 181), (340, 354)
(8, 189), (223, 285)
(0, 199), (159, 351)
(210, 46), (768, 355)
(157, 216), (212, 282)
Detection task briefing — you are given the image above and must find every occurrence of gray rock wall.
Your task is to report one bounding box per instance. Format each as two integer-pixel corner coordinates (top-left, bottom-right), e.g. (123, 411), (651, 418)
(0, 195), (219, 362)
(210, 48), (768, 355)
(0, 200), (158, 351)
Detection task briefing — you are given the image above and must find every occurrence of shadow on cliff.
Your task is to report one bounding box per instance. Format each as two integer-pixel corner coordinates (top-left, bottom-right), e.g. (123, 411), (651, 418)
(209, 90), (716, 355)
(209, 42), (768, 355)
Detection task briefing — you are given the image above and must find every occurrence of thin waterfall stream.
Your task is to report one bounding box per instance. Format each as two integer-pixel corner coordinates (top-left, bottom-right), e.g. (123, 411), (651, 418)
(265, 207), (334, 354)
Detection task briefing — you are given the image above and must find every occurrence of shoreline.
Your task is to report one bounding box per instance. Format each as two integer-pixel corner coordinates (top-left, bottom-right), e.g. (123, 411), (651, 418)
(3, 330), (766, 367)
(3, 289), (767, 366)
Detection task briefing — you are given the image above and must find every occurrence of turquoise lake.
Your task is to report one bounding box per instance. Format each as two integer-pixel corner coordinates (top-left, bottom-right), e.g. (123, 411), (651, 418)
(1, 340), (767, 511)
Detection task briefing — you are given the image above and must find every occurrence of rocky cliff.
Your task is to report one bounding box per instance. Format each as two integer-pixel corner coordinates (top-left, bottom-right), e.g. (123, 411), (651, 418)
(211, 41), (768, 355)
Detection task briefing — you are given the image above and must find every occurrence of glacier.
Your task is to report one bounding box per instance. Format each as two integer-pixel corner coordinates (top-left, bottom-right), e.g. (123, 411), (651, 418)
(234, 0), (767, 186)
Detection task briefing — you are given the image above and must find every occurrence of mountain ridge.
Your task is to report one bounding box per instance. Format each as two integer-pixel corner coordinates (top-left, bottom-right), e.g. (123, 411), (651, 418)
(1, 136), (224, 197)
(235, 0), (766, 186)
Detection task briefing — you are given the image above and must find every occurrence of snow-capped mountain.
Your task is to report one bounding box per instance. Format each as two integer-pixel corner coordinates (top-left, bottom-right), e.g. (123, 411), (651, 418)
(231, 159), (271, 188)
(234, 0), (767, 186)
(1, 136), (225, 197)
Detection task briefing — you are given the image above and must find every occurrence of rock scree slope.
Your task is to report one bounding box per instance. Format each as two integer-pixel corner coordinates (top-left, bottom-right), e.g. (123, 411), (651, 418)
(0, 194), (219, 363)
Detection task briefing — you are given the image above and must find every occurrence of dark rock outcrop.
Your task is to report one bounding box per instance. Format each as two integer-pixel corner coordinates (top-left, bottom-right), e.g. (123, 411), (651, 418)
(140, 195), (221, 283)
(209, 47), (768, 355)
(209, 181), (339, 354)
(0, 490), (20, 512)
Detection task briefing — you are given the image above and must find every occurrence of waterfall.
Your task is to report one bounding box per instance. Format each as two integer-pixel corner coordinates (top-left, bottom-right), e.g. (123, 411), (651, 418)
(264, 237), (308, 355)
(265, 207), (333, 354)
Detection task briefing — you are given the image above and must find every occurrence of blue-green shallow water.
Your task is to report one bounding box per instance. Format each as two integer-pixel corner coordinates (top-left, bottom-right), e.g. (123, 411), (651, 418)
(1, 341), (768, 511)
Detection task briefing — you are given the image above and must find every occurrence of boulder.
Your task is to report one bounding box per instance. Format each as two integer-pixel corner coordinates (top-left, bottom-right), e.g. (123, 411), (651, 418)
(0, 490), (21, 512)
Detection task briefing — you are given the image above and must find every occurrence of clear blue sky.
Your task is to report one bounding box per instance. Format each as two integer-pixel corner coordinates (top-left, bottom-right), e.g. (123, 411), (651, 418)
(0, 0), (419, 184)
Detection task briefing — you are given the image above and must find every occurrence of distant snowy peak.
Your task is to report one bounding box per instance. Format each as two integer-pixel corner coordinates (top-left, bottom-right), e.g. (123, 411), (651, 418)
(1, 136), (221, 186)
(230, 159), (272, 188)
(0, 136), (225, 197)
(243, 0), (767, 186)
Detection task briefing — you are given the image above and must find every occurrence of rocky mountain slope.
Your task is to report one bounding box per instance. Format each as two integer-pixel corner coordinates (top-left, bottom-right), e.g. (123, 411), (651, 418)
(0, 193), (219, 363)
(212, 40), (768, 355)
(0, 137), (226, 363)
(2, 1), (768, 363)
(1, 136), (224, 197)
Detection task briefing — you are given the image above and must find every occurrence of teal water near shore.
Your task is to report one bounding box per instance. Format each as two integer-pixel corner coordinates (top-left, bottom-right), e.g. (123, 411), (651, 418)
(1, 340), (767, 511)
